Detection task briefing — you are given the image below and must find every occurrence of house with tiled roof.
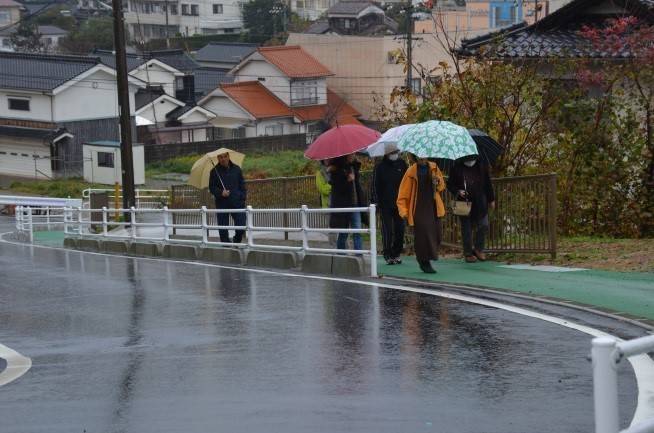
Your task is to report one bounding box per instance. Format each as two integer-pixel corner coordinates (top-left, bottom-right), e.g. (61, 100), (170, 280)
(456, 0), (654, 60)
(306, 1), (399, 35)
(197, 45), (362, 140)
(0, 52), (145, 179)
(194, 42), (258, 69)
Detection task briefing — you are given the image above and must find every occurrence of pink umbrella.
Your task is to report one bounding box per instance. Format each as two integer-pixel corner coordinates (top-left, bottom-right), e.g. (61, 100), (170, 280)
(304, 124), (381, 160)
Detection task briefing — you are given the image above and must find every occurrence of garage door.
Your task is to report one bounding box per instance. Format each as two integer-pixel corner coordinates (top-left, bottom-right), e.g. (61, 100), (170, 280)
(0, 141), (52, 179)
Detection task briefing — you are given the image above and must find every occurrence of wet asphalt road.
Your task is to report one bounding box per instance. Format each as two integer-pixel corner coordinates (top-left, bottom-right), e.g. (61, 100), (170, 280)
(0, 221), (641, 433)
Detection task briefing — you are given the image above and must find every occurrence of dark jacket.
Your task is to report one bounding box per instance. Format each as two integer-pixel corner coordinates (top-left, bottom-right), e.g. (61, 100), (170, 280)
(329, 157), (367, 228)
(446, 156), (495, 219)
(371, 156), (407, 211)
(209, 161), (247, 209)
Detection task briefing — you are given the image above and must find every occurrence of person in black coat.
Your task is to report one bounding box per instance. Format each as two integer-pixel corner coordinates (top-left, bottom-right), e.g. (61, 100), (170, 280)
(209, 151), (248, 243)
(329, 153), (366, 250)
(371, 146), (408, 264)
(446, 154), (495, 262)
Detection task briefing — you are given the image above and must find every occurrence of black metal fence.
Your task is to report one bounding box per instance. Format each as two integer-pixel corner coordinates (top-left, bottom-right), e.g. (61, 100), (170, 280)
(171, 172), (557, 257)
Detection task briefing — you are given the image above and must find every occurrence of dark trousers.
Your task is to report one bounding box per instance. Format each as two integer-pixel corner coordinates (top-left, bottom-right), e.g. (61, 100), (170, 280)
(217, 210), (246, 243)
(379, 208), (405, 259)
(459, 214), (489, 256)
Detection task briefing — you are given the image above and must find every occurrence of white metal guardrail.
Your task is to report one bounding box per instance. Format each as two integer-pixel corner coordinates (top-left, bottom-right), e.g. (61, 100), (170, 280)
(592, 335), (654, 433)
(52, 204), (377, 277)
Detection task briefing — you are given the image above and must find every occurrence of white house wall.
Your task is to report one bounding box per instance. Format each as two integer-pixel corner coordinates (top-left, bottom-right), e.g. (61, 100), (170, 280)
(54, 72), (122, 122)
(200, 95), (251, 121)
(250, 118), (297, 137)
(130, 65), (179, 96)
(234, 61), (292, 105)
(139, 99), (184, 123)
(0, 90), (53, 121)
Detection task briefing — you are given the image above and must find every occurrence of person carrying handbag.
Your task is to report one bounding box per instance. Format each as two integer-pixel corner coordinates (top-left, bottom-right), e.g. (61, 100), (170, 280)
(446, 155), (495, 263)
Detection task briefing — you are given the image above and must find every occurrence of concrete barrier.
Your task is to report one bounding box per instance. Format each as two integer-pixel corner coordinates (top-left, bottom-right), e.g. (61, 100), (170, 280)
(200, 247), (245, 265)
(130, 242), (162, 257)
(246, 249), (299, 270)
(77, 238), (102, 251)
(102, 240), (130, 254)
(301, 253), (333, 274)
(162, 244), (200, 260)
(63, 237), (77, 249)
(331, 254), (369, 277)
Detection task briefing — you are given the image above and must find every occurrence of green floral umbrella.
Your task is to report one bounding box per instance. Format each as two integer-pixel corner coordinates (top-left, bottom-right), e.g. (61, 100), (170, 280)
(395, 120), (479, 159)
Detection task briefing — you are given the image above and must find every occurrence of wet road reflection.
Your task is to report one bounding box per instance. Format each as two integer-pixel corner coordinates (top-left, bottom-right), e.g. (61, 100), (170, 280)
(0, 235), (640, 433)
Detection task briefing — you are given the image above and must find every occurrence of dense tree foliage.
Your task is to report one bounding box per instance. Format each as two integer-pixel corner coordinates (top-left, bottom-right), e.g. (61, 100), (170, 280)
(376, 16), (654, 237)
(59, 17), (119, 53)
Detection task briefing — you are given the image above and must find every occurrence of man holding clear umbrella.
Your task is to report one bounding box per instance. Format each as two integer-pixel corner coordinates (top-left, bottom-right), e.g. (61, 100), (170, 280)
(209, 151), (247, 243)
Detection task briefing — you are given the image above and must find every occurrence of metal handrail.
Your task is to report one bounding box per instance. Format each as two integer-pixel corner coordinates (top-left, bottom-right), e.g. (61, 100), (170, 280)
(592, 335), (654, 433)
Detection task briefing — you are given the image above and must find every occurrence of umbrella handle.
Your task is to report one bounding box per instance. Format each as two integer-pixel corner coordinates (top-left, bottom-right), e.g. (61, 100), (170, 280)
(210, 159), (226, 190)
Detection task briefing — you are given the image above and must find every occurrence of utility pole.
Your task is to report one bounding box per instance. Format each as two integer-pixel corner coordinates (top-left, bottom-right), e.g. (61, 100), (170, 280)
(406, 0), (413, 91)
(111, 0), (135, 222)
(165, 0), (170, 49)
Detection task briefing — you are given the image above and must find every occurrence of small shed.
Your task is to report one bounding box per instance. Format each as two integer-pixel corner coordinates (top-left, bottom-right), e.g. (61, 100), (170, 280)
(83, 141), (145, 185)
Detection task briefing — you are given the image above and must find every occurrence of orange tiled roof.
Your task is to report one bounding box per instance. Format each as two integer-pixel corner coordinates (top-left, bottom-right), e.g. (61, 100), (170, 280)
(219, 81), (295, 120)
(258, 46), (334, 79)
(293, 89), (361, 126)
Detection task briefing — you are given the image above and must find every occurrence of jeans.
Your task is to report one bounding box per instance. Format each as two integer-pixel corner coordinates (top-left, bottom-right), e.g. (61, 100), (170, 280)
(337, 211), (362, 250)
(460, 213), (489, 256)
(217, 210), (246, 243)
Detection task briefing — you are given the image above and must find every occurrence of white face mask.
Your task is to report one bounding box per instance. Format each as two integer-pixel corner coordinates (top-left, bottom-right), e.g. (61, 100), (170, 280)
(388, 153), (399, 161)
(464, 160), (476, 167)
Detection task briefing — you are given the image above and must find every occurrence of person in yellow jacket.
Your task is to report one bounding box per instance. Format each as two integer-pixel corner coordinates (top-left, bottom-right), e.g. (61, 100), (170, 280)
(315, 159), (337, 247)
(396, 154), (446, 273)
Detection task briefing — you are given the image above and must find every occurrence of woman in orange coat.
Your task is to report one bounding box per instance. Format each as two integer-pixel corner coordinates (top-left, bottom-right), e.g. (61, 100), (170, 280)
(396, 154), (446, 273)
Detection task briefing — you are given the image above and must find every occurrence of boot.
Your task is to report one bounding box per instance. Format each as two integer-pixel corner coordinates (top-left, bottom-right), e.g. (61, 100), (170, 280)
(419, 261), (436, 273)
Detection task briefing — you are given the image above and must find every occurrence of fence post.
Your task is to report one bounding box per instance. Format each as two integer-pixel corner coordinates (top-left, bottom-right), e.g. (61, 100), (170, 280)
(282, 177), (289, 240)
(300, 205), (309, 251)
(591, 337), (620, 433)
(369, 204), (377, 278)
(246, 206), (254, 247)
(548, 174), (557, 259)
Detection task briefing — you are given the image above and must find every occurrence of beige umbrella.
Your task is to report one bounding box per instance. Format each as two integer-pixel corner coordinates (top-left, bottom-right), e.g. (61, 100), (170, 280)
(187, 147), (246, 189)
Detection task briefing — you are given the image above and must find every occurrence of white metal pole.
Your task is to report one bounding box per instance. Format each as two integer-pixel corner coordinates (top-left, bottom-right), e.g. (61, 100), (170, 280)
(246, 206), (254, 248)
(369, 204), (377, 277)
(592, 336), (620, 433)
(300, 205), (309, 251)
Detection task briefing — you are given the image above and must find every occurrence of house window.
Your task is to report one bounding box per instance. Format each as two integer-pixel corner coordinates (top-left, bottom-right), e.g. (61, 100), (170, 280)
(231, 127), (245, 138)
(410, 78), (421, 94)
(181, 4), (189, 15)
(190, 4), (199, 15)
(213, 4), (223, 13)
(265, 124), (283, 136)
(0, 10), (11, 23)
(170, 4), (178, 14)
(291, 80), (318, 106)
(8, 98), (30, 111)
(97, 151), (114, 168)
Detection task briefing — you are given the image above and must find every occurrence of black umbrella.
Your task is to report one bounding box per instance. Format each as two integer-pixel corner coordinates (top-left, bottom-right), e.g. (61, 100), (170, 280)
(434, 129), (504, 171)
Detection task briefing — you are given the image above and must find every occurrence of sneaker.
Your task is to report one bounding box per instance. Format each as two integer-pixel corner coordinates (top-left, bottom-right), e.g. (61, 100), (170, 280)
(419, 261), (437, 273)
(393, 256), (402, 264)
(473, 250), (486, 261)
(385, 257), (395, 265)
(465, 255), (477, 263)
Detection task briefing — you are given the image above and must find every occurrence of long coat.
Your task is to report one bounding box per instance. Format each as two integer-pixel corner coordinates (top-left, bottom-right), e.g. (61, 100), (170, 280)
(208, 161), (247, 209)
(396, 161), (445, 227)
(446, 157), (495, 219)
(329, 159), (366, 228)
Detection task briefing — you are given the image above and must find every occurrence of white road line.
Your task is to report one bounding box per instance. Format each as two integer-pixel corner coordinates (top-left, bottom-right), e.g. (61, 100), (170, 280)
(0, 343), (32, 387)
(2, 236), (653, 424)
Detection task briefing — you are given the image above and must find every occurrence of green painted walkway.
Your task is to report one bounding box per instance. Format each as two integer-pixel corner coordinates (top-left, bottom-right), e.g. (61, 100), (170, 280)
(30, 231), (654, 326)
(375, 256), (654, 325)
